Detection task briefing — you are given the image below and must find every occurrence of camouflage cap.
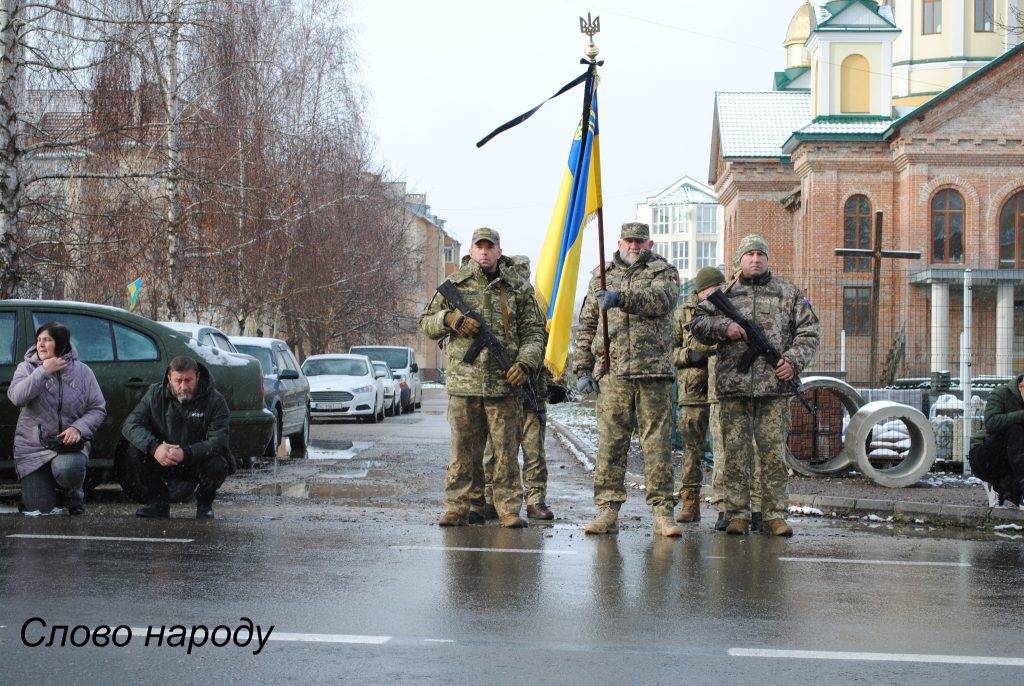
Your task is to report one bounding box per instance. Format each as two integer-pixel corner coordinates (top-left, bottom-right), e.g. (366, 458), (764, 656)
(734, 233), (769, 261)
(695, 266), (725, 292)
(620, 222), (650, 241)
(471, 227), (501, 246)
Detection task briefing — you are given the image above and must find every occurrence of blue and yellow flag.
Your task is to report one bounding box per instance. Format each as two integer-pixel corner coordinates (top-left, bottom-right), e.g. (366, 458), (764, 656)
(535, 92), (602, 377)
(127, 278), (143, 311)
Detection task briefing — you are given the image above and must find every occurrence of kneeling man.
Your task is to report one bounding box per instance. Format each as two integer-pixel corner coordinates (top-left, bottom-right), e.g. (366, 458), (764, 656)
(122, 356), (234, 519)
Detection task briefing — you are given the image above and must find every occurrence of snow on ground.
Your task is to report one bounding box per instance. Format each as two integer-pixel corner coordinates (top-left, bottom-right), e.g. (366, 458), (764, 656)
(919, 472), (984, 488)
(548, 402), (598, 453)
(788, 505), (824, 517)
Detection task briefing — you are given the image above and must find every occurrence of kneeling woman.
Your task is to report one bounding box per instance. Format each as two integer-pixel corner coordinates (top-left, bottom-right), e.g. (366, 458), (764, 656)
(7, 322), (106, 514)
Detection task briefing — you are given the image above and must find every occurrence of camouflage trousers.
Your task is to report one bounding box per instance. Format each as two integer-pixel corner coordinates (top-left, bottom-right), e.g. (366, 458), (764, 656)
(482, 409), (548, 506)
(445, 395), (523, 517)
(595, 376), (676, 517)
(708, 403), (761, 511)
(718, 396), (789, 520)
(677, 404), (709, 496)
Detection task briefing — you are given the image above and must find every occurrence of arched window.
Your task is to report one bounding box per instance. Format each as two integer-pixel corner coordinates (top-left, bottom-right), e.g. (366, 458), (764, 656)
(844, 195), (871, 271)
(999, 190), (1024, 269)
(840, 54), (870, 113)
(931, 189), (965, 263)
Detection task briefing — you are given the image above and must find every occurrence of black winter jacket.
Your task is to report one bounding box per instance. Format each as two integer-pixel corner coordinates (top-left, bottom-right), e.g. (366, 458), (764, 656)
(121, 362), (234, 473)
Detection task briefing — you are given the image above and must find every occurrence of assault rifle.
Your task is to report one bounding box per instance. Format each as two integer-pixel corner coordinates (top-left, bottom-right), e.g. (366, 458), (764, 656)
(706, 288), (815, 414)
(436, 280), (544, 416)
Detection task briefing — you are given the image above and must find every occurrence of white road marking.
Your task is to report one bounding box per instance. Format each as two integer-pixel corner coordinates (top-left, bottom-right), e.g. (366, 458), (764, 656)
(391, 545), (577, 556)
(728, 648), (1024, 667)
(423, 639), (455, 644)
(128, 628), (390, 645)
(269, 632), (391, 645)
(778, 556), (970, 568)
(7, 534), (193, 544)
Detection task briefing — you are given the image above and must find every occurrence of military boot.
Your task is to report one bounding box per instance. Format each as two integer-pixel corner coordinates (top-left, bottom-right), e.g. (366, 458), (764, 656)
(466, 510), (486, 525)
(437, 511), (466, 527)
(584, 507), (619, 535)
(479, 502), (499, 520)
(653, 516), (683, 537)
(751, 511), (764, 533)
(675, 491), (701, 523)
(499, 514), (528, 528)
(763, 518), (793, 537)
(725, 517), (750, 535)
(714, 512), (728, 531)
(526, 503), (554, 520)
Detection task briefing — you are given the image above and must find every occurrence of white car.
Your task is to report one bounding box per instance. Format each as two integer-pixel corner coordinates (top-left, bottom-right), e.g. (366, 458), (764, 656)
(348, 346), (422, 412)
(372, 361), (402, 417)
(301, 354), (385, 423)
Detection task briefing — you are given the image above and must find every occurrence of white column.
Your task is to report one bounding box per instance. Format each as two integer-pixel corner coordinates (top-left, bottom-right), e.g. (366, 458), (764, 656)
(930, 282), (950, 372)
(997, 283), (1015, 377)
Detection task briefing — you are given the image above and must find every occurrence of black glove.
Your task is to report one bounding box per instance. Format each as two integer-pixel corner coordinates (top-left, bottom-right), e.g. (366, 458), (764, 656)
(576, 374), (599, 395)
(594, 289), (622, 311)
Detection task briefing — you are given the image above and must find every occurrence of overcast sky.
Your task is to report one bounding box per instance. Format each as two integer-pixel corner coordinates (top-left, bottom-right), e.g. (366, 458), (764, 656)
(355, 0), (791, 289)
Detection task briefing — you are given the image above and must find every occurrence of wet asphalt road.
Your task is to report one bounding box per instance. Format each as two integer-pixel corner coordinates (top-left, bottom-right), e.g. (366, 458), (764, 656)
(0, 389), (1022, 684)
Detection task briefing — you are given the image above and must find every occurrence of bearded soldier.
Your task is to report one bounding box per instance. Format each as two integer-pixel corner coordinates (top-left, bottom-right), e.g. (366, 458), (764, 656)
(574, 222), (682, 538)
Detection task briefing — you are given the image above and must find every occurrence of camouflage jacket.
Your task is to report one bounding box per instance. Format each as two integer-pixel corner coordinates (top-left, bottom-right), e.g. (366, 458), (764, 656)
(419, 255), (546, 397)
(673, 293), (718, 406)
(689, 271), (819, 399)
(573, 250), (680, 381)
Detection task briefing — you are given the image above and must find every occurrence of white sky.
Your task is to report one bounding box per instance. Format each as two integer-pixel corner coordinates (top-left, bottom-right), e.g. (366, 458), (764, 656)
(355, 0), (792, 291)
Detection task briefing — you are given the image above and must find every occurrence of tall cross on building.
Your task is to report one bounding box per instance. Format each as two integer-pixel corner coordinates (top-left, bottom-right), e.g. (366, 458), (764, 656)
(834, 211), (921, 385)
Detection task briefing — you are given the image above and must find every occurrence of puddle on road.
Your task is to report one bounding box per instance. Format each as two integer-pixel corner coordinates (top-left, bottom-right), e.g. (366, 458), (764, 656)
(318, 461), (386, 480)
(304, 440), (374, 461)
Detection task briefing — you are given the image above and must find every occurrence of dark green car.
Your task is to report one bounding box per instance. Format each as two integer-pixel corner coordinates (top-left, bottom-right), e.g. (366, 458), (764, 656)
(0, 300), (274, 497)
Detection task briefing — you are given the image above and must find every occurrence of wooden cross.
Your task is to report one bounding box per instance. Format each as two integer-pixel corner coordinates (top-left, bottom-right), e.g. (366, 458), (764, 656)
(833, 211), (921, 385)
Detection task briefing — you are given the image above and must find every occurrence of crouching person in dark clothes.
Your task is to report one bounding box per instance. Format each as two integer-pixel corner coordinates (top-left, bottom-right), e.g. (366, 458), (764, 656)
(969, 373), (1024, 507)
(121, 356), (234, 519)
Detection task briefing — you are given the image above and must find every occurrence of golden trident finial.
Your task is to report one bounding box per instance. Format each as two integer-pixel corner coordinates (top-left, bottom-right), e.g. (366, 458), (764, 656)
(580, 12), (600, 60)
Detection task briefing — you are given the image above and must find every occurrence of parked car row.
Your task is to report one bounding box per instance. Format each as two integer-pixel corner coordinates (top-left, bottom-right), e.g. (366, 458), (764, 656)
(1, 300), (425, 500)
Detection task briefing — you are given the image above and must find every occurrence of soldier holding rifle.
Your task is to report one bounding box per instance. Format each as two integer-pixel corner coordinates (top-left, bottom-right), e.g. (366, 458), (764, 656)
(690, 234), (820, 537)
(419, 228), (547, 528)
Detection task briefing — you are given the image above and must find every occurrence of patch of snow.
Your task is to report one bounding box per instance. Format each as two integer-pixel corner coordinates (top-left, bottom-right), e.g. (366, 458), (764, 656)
(993, 523), (1023, 531)
(555, 433), (594, 472)
(995, 532), (1022, 540)
(186, 341), (251, 367)
(865, 513), (885, 522)
(788, 505), (824, 517)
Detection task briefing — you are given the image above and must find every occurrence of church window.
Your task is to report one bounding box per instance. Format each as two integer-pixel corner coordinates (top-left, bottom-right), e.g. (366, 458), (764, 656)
(999, 190), (1024, 269)
(923, 0), (942, 35)
(840, 55), (870, 114)
(843, 287), (871, 335)
(844, 195), (871, 272)
(931, 189), (965, 263)
(975, 0), (994, 32)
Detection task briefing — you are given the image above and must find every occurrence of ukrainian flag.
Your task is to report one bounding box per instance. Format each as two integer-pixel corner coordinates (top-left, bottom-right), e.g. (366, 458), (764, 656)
(127, 278), (143, 311)
(535, 93), (602, 378)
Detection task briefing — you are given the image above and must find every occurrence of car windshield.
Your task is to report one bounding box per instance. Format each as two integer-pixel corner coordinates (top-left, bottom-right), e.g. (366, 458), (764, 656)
(235, 345), (275, 374)
(302, 358), (368, 377)
(351, 347), (407, 369)
(373, 363), (392, 379)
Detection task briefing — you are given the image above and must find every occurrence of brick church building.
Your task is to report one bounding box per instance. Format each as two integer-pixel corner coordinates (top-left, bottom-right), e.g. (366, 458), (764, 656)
(709, 0), (1024, 384)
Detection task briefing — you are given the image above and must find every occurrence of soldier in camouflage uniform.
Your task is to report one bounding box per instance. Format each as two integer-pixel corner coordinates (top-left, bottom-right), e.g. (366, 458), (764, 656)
(480, 256), (554, 521)
(690, 234), (819, 536)
(419, 228), (547, 528)
(574, 222), (683, 538)
(672, 266), (725, 525)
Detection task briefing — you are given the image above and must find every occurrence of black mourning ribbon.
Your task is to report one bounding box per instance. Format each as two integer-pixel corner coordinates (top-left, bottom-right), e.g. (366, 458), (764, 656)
(476, 59), (604, 148)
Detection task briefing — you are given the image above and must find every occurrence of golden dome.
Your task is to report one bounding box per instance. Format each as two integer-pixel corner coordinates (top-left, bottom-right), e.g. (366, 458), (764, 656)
(784, 1), (812, 48)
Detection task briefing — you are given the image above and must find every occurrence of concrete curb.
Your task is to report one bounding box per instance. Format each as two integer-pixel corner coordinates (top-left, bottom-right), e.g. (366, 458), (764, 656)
(549, 418), (646, 489)
(550, 415), (1024, 530)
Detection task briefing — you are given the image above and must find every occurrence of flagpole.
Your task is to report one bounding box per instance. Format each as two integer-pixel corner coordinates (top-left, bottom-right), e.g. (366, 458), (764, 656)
(580, 14), (610, 374)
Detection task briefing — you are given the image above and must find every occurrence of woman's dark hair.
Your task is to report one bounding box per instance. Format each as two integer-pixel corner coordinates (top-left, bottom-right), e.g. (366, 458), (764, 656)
(35, 322), (72, 357)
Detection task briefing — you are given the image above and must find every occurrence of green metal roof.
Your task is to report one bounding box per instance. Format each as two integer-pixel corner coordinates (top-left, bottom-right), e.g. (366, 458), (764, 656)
(812, 0), (899, 32)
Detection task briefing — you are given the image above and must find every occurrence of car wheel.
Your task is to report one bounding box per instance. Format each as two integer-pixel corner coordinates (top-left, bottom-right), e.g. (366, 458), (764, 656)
(289, 407), (310, 452)
(376, 400), (385, 423)
(264, 411), (282, 457)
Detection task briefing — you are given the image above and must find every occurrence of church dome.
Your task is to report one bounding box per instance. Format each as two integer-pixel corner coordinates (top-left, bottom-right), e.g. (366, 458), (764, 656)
(783, 1), (812, 67)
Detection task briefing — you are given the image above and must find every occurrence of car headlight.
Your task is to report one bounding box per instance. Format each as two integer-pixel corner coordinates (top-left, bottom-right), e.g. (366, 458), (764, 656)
(353, 385), (373, 394)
